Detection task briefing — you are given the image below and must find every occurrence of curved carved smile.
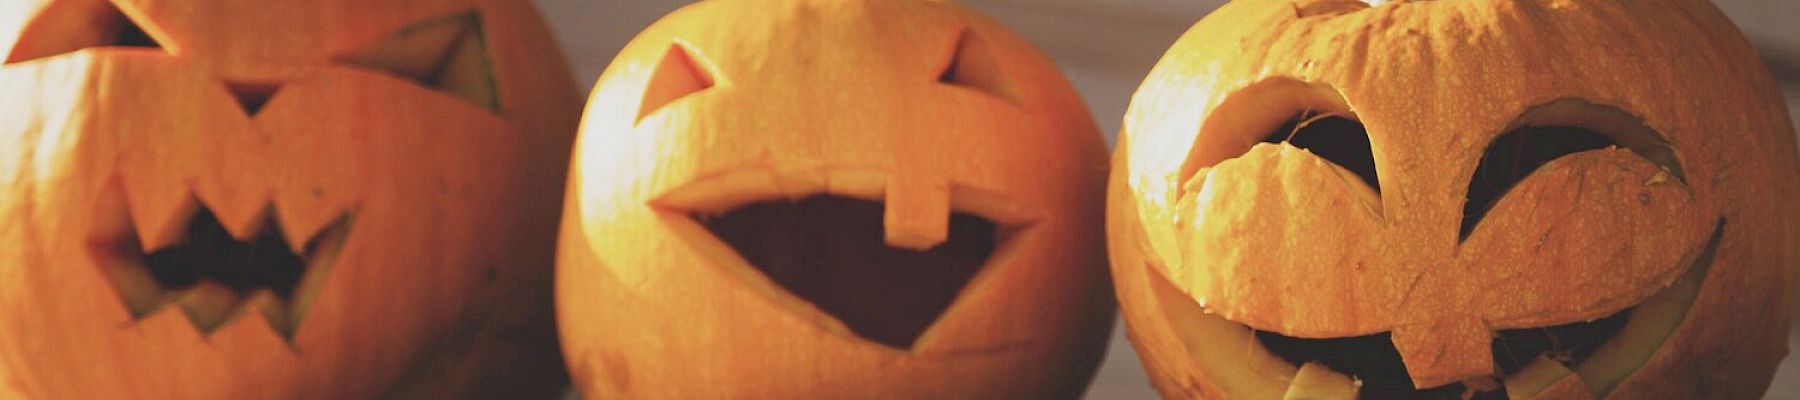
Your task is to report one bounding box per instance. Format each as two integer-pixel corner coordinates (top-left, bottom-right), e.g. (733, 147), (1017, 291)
(1154, 220), (1724, 399)
(90, 187), (352, 341)
(697, 195), (1000, 349)
(651, 168), (1033, 351)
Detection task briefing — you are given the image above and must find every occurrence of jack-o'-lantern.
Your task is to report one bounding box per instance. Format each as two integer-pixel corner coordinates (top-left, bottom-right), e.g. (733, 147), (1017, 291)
(556, 0), (1113, 398)
(0, 0), (579, 398)
(1108, 0), (1800, 398)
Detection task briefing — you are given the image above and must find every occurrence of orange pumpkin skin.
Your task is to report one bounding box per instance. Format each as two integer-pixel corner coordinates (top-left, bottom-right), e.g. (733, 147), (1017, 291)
(1108, 0), (1800, 398)
(556, 0), (1113, 398)
(0, 0), (579, 398)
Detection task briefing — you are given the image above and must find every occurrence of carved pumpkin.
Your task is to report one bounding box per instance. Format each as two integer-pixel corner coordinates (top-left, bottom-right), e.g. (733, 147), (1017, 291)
(0, 0), (579, 398)
(556, 0), (1113, 397)
(1108, 0), (1800, 398)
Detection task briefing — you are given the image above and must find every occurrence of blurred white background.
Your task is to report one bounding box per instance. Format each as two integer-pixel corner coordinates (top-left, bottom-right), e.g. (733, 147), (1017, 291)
(532, 0), (1800, 398)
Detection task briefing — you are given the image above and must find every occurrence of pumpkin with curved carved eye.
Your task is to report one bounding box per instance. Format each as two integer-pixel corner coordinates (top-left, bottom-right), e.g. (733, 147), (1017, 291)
(556, 0), (1113, 398)
(0, 0), (579, 398)
(1107, 0), (1800, 398)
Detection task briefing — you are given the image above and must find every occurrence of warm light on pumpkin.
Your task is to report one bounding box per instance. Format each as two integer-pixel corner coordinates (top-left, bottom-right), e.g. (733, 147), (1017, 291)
(1108, 0), (1800, 398)
(0, 0), (580, 398)
(557, 0), (1115, 398)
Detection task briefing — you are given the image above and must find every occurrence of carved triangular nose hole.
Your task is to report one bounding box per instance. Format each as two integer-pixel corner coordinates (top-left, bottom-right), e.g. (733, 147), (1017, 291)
(224, 81), (282, 117)
(113, 11), (161, 48)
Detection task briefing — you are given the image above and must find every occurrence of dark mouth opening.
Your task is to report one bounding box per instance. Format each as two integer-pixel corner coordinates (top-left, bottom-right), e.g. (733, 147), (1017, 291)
(1255, 308), (1632, 399)
(100, 200), (352, 338)
(698, 195), (1000, 349)
(143, 206), (313, 300)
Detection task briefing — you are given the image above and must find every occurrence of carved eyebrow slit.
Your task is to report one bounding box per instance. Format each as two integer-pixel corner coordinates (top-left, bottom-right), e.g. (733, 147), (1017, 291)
(1260, 110), (1380, 192)
(340, 12), (499, 111)
(5, 0), (168, 64)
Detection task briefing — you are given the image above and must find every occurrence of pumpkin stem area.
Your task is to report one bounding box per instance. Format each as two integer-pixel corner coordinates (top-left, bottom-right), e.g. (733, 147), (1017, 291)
(699, 195), (998, 349)
(1255, 308), (1630, 398)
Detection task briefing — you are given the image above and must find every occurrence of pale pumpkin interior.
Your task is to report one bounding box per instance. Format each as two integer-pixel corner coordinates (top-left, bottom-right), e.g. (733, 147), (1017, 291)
(1167, 86), (1713, 398)
(699, 195), (1002, 349)
(3, 0), (162, 64)
(341, 12), (499, 111)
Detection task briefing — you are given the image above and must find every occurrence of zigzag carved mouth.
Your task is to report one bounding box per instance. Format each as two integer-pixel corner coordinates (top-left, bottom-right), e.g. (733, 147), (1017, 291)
(91, 190), (352, 341)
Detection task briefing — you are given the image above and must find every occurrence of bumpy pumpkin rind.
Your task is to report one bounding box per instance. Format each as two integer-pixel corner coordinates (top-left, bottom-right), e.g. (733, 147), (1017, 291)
(1110, 0), (1799, 397)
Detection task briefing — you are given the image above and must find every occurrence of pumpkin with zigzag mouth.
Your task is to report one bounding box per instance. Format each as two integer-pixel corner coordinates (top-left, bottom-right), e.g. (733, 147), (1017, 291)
(0, 0), (578, 398)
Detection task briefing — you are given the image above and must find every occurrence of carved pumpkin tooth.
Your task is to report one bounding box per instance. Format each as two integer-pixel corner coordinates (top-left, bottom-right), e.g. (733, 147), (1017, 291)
(176, 281), (243, 334)
(562, 1), (1112, 397)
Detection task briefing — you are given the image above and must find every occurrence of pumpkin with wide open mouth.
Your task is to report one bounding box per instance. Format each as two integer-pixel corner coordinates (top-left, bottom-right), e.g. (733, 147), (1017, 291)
(556, 0), (1114, 398)
(0, 0), (579, 398)
(1107, 0), (1800, 398)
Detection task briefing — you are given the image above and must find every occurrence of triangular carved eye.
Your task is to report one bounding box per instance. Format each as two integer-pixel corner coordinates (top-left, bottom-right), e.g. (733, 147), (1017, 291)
(638, 43), (715, 122)
(341, 12), (497, 111)
(938, 30), (1017, 104)
(5, 0), (168, 64)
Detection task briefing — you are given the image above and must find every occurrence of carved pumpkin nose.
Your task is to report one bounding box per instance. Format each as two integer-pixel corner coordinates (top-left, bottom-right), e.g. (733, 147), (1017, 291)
(1390, 318), (1496, 388)
(222, 81), (283, 117)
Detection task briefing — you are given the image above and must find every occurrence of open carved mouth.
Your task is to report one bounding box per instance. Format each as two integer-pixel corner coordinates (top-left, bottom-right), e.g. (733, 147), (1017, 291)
(1151, 220), (1723, 399)
(650, 168), (1031, 352)
(691, 194), (1005, 350)
(89, 186), (352, 341)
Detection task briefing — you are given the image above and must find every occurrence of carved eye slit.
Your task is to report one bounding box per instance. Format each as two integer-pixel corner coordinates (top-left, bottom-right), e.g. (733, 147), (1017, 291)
(1259, 112), (1379, 192)
(1180, 78), (1378, 195)
(1460, 99), (1684, 241)
(341, 12), (499, 111)
(5, 0), (167, 64)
